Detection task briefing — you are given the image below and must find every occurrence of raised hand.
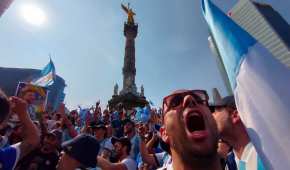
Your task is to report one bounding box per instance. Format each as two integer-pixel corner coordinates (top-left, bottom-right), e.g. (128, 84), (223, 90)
(9, 96), (28, 118)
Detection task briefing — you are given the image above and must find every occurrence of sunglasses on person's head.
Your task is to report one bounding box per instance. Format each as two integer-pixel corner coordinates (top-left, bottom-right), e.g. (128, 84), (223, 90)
(162, 90), (209, 114)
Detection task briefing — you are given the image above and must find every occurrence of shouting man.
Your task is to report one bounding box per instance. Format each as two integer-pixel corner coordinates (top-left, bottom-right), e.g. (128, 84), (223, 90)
(160, 89), (222, 170)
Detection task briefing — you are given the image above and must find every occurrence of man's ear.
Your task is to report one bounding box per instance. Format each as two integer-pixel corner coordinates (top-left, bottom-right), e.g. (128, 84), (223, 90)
(231, 109), (241, 124)
(160, 126), (169, 144)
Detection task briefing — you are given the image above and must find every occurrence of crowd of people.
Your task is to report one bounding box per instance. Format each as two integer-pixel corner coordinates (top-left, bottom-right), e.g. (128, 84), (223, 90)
(0, 88), (264, 170)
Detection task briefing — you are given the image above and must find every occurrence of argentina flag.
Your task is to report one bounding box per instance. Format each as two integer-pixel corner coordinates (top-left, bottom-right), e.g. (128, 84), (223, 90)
(202, 0), (290, 169)
(31, 59), (56, 87)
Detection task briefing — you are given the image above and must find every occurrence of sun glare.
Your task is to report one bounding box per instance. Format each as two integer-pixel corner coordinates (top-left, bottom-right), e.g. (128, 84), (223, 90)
(20, 4), (46, 26)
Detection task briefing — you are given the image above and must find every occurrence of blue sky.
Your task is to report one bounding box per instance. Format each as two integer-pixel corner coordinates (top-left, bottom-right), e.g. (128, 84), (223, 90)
(0, 0), (289, 109)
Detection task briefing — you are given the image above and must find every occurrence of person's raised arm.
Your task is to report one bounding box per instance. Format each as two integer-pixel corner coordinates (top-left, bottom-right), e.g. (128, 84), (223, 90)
(10, 96), (40, 160)
(39, 114), (49, 135)
(145, 132), (158, 151)
(97, 156), (127, 170)
(138, 125), (158, 167)
(59, 103), (78, 138)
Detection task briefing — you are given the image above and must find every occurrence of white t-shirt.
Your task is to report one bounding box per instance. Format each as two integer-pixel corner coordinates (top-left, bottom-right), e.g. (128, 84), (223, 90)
(121, 157), (137, 170)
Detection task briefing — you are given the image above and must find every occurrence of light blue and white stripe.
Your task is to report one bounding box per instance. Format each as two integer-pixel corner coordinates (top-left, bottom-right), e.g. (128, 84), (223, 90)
(31, 59), (56, 87)
(202, 0), (290, 169)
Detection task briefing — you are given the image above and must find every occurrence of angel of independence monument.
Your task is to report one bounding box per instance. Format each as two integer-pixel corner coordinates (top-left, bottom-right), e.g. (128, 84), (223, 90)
(108, 4), (148, 110)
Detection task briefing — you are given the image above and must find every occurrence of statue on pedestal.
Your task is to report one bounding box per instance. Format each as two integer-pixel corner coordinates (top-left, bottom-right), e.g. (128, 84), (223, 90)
(121, 3), (136, 24)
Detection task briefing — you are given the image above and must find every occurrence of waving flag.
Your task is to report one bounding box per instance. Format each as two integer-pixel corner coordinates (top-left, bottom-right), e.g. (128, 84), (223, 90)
(31, 59), (56, 87)
(148, 100), (154, 106)
(202, 0), (290, 169)
(134, 107), (151, 123)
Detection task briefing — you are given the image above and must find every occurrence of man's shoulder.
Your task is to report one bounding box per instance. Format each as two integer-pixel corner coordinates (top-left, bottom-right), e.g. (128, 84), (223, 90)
(0, 146), (17, 157)
(121, 157), (137, 170)
(0, 145), (20, 170)
(121, 157), (136, 164)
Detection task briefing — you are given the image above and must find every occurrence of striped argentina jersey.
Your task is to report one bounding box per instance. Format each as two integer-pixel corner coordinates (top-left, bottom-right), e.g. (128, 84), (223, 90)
(233, 142), (265, 170)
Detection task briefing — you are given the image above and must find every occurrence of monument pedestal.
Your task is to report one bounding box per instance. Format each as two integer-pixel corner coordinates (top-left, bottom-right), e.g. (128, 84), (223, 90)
(108, 93), (147, 110)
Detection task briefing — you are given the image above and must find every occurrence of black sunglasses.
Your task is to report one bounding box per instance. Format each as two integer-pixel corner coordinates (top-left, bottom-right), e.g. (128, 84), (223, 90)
(162, 90), (209, 114)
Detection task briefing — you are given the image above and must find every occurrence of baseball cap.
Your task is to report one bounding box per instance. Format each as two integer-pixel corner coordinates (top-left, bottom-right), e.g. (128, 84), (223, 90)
(62, 134), (100, 168)
(209, 95), (236, 112)
(89, 121), (107, 130)
(111, 136), (131, 150)
(47, 129), (62, 143)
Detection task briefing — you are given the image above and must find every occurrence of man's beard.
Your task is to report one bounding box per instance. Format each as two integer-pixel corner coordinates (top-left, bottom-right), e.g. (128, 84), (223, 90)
(172, 130), (219, 166)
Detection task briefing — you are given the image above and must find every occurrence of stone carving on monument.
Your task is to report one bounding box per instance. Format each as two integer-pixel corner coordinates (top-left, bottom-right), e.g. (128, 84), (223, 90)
(114, 83), (119, 96)
(108, 4), (148, 110)
(140, 85), (144, 97)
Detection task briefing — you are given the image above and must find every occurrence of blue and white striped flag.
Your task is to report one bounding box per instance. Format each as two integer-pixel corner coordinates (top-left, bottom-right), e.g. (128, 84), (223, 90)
(202, 0), (290, 169)
(149, 100), (154, 106)
(31, 59), (56, 87)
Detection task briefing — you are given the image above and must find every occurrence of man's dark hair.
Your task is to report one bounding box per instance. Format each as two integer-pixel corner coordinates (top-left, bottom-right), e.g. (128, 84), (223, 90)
(0, 89), (10, 123)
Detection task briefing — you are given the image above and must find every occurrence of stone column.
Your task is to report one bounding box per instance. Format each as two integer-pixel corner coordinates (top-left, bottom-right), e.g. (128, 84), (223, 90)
(121, 22), (138, 95)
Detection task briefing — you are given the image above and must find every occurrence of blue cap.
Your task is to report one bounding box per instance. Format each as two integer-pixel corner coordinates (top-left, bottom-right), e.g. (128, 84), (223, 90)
(62, 134), (100, 168)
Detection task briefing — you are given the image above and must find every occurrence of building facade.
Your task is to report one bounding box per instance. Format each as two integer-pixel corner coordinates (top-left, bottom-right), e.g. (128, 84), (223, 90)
(229, 0), (290, 67)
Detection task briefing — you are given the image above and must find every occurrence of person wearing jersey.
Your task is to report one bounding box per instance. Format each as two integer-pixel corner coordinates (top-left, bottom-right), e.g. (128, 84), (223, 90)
(122, 119), (140, 161)
(90, 122), (113, 156)
(138, 123), (172, 169)
(211, 96), (265, 170)
(0, 89), (40, 170)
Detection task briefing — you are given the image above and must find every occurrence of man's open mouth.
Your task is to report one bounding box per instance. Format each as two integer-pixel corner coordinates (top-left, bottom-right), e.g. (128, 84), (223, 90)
(186, 111), (206, 133)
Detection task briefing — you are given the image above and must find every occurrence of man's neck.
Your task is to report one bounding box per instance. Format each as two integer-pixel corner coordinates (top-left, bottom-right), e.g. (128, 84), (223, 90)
(227, 125), (250, 159)
(96, 136), (105, 142)
(119, 153), (128, 162)
(171, 151), (222, 170)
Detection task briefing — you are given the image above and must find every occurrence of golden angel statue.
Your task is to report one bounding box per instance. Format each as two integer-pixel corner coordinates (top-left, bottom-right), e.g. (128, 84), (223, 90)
(121, 3), (136, 24)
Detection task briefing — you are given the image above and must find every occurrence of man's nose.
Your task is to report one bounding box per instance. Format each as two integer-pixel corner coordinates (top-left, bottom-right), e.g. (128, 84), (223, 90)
(183, 95), (197, 108)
